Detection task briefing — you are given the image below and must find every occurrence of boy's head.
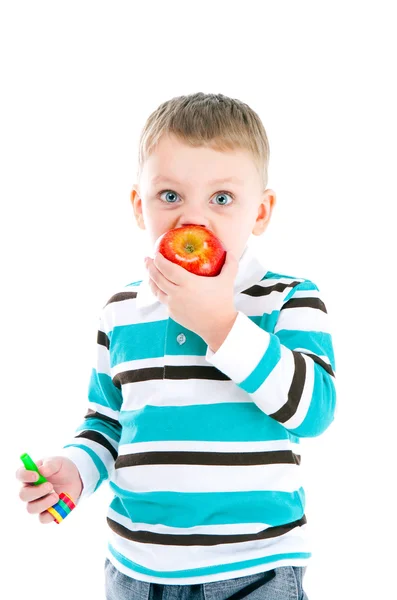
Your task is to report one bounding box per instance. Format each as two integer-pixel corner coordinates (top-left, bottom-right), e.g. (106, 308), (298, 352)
(131, 92), (276, 261)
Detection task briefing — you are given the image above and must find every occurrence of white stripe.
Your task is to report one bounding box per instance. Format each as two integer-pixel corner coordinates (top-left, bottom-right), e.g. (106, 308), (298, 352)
(274, 306), (330, 334)
(96, 343), (111, 376)
(294, 348), (332, 366)
(106, 547), (309, 585)
(112, 351), (240, 374)
(290, 290), (319, 298)
(111, 355), (166, 378)
(120, 378), (250, 411)
(251, 344), (295, 414)
(88, 401), (120, 421)
(107, 507), (274, 535)
(113, 463), (302, 493)
(109, 296), (168, 326)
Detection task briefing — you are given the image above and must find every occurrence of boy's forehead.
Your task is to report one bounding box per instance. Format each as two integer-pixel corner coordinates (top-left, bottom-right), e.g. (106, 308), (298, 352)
(150, 174), (245, 187)
(143, 137), (258, 186)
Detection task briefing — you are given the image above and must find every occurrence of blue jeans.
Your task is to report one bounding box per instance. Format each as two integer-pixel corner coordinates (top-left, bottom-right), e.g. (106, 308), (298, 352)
(104, 559), (308, 599)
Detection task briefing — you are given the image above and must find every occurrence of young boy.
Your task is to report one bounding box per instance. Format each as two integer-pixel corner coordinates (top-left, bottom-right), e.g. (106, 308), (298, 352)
(17, 92), (336, 599)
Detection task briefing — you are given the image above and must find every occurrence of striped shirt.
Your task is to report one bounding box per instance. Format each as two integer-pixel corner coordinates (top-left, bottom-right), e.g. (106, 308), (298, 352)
(62, 243), (337, 585)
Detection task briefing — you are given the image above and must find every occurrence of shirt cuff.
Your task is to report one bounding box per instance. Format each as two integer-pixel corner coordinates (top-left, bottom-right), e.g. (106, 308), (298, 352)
(205, 310), (272, 382)
(59, 445), (101, 503)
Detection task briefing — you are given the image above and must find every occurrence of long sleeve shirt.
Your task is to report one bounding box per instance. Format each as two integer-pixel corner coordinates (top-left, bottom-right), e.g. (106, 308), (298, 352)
(61, 243), (337, 585)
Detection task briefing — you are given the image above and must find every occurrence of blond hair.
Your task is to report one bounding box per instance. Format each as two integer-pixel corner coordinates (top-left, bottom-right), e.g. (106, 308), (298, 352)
(136, 92), (270, 189)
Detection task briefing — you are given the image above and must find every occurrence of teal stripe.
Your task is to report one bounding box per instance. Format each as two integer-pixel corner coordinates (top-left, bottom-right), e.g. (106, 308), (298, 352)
(109, 321), (168, 364)
(275, 329), (335, 372)
(126, 280), (143, 288)
(284, 279), (318, 296)
(111, 316), (272, 364)
(240, 333), (279, 394)
(265, 271), (302, 281)
(75, 417), (121, 442)
(289, 364), (337, 437)
(88, 369), (122, 412)
(119, 403), (290, 444)
(108, 543), (310, 579)
(259, 311), (279, 334)
(63, 444), (108, 492)
(108, 484), (305, 527)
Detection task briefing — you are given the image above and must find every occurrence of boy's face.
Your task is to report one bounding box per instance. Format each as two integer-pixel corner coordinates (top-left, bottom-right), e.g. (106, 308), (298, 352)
(131, 133), (276, 261)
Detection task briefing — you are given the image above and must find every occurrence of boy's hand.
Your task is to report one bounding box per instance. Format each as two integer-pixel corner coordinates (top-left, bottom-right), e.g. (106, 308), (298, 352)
(145, 250), (239, 341)
(16, 456), (83, 524)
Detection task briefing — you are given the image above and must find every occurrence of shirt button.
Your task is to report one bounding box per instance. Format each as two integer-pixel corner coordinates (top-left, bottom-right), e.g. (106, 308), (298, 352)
(177, 333), (186, 345)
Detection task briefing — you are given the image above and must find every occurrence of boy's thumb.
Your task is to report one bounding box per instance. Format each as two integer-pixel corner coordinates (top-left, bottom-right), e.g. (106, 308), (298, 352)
(38, 457), (62, 478)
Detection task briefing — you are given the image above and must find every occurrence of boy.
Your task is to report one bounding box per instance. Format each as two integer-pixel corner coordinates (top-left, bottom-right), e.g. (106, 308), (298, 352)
(17, 92), (336, 599)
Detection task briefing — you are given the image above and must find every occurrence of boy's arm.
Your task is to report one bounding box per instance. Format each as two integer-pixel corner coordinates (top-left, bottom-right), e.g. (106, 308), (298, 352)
(205, 279), (336, 438)
(61, 311), (122, 500)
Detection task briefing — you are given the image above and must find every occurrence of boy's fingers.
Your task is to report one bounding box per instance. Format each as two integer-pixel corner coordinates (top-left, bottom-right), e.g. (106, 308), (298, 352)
(26, 492), (59, 515)
(38, 511), (55, 525)
(15, 467), (39, 483)
(19, 481), (53, 503)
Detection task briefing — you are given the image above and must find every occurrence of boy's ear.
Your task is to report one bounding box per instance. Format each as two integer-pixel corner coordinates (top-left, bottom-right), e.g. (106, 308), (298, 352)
(252, 189), (276, 236)
(130, 184), (145, 230)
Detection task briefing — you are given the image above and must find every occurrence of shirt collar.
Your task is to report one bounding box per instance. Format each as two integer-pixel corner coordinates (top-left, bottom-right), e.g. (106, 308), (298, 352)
(135, 243), (268, 311)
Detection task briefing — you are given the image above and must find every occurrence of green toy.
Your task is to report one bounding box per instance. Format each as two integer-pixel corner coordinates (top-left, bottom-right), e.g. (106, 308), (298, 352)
(20, 453), (48, 485)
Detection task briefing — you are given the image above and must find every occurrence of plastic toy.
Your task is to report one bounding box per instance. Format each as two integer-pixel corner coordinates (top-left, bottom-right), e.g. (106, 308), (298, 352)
(20, 453), (76, 524)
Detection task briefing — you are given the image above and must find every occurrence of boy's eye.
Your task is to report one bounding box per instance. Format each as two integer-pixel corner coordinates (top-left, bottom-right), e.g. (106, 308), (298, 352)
(158, 190), (234, 206)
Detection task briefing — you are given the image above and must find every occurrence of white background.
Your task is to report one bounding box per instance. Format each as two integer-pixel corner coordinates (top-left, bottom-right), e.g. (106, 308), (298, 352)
(1, 1), (396, 598)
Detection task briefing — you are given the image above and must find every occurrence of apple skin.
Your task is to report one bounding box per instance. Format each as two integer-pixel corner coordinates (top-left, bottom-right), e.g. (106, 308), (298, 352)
(154, 225), (227, 276)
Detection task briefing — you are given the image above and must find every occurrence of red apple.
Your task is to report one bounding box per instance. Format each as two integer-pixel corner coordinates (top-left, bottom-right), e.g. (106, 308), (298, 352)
(154, 225), (226, 276)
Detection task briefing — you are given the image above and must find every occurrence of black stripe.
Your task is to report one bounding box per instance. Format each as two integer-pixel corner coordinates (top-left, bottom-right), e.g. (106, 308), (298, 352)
(84, 409), (120, 427)
(282, 297), (327, 313)
(115, 450), (301, 469)
(107, 515), (307, 546)
(105, 291), (137, 306)
(306, 352), (335, 377)
(242, 280), (301, 298)
(164, 365), (230, 381)
(113, 366), (164, 388)
(76, 430), (118, 461)
(270, 351), (306, 423)
(97, 330), (110, 349)
(113, 365), (230, 388)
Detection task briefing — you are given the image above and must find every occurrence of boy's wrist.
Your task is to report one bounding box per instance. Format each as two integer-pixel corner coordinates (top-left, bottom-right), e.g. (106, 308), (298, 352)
(200, 311), (239, 353)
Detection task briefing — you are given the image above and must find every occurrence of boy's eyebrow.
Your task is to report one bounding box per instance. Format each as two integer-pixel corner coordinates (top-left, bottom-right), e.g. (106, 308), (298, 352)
(151, 175), (244, 186)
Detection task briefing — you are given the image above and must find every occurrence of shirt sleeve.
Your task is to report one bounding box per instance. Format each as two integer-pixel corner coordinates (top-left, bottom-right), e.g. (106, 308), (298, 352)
(61, 311), (123, 501)
(205, 279), (336, 437)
